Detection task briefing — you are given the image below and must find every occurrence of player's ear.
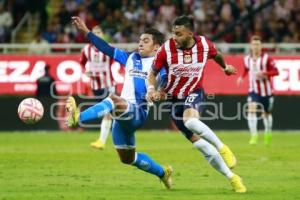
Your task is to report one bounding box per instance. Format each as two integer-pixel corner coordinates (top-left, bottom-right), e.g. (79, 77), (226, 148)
(153, 44), (160, 51)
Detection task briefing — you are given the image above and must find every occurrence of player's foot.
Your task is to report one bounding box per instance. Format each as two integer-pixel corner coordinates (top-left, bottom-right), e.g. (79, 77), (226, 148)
(264, 132), (272, 145)
(160, 165), (173, 189)
(249, 134), (258, 145)
(90, 139), (105, 149)
(65, 96), (79, 128)
(219, 144), (237, 169)
(229, 174), (247, 193)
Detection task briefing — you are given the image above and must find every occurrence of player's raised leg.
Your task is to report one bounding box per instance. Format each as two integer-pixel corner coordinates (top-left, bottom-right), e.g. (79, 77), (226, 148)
(65, 95), (115, 128)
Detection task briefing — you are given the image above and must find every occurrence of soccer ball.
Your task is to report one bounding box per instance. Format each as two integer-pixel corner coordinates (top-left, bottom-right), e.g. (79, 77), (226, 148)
(18, 98), (44, 124)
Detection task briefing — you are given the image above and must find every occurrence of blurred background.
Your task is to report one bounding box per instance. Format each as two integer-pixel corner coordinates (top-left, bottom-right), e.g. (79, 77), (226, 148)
(0, 0), (300, 131)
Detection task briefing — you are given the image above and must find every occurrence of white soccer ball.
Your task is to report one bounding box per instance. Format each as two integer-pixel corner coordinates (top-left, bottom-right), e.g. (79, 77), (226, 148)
(18, 98), (44, 124)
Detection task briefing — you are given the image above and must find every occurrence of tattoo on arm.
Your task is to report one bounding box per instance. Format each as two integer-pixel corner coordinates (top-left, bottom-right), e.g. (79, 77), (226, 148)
(213, 52), (227, 69)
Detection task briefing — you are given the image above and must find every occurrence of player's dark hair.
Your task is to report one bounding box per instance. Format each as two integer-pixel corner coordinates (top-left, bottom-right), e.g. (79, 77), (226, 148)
(143, 28), (165, 45)
(173, 15), (194, 31)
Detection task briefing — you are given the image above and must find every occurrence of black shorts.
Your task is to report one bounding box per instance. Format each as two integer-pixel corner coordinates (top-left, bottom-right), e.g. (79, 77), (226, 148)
(92, 87), (115, 101)
(248, 92), (274, 113)
(167, 88), (206, 139)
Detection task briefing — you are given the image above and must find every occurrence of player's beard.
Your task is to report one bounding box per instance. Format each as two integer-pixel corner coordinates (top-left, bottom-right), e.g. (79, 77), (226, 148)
(176, 39), (188, 49)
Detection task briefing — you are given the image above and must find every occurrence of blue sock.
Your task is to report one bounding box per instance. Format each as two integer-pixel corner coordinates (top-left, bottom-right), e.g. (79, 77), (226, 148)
(79, 98), (114, 123)
(132, 152), (164, 178)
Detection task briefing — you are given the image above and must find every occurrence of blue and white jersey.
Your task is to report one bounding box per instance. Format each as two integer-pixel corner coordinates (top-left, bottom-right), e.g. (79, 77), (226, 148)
(86, 32), (166, 108)
(121, 53), (154, 105)
(113, 49), (165, 107)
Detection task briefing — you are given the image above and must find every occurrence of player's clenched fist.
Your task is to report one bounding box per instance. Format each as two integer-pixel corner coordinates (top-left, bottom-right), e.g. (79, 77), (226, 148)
(146, 89), (158, 103)
(224, 64), (237, 76)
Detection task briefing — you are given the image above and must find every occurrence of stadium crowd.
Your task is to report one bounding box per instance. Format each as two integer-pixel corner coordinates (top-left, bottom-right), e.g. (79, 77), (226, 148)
(0, 0), (299, 44)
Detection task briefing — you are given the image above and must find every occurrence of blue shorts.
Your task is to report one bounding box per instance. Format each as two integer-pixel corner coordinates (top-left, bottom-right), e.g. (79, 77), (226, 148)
(93, 87), (115, 101)
(248, 92), (274, 113)
(169, 88), (206, 140)
(112, 102), (148, 149)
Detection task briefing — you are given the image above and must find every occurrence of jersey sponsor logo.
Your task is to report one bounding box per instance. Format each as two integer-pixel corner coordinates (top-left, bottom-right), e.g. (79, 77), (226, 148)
(170, 64), (201, 77)
(129, 69), (148, 79)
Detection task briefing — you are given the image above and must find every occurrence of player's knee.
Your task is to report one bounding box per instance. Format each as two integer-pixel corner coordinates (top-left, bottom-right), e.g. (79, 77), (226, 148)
(108, 94), (119, 103)
(247, 102), (257, 113)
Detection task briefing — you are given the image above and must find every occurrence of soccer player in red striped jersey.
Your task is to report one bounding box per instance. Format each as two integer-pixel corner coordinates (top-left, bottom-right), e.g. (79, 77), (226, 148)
(80, 25), (115, 150)
(237, 35), (279, 145)
(147, 15), (246, 193)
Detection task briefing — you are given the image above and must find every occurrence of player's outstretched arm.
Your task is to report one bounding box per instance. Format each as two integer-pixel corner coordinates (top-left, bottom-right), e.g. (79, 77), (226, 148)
(71, 16), (129, 66)
(213, 51), (237, 76)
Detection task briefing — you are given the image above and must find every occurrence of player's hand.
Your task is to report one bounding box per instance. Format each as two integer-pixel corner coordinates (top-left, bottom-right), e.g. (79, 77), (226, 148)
(256, 72), (268, 80)
(158, 90), (167, 101)
(85, 71), (92, 77)
(146, 89), (161, 103)
(237, 76), (243, 86)
(224, 65), (237, 76)
(71, 16), (90, 34)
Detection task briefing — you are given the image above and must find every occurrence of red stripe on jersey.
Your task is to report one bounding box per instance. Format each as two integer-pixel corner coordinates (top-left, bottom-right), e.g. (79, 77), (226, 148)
(263, 79), (269, 96)
(165, 74), (176, 92)
(102, 53), (106, 62)
(95, 75), (101, 90)
(256, 80), (261, 95)
(87, 45), (92, 61)
(192, 73), (205, 93)
(172, 77), (189, 97)
(169, 39), (178, 64)
(259, 56), (264, 96)
(183, 77), (199, 97)
(197, 38), (204, 62)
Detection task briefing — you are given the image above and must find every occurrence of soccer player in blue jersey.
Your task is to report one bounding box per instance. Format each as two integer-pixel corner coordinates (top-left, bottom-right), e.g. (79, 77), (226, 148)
(66, 16), (172, 189)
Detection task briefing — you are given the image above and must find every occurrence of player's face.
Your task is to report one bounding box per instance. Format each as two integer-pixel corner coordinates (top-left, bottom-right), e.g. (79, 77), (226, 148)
(138, 34), (160, 57)
(92, 28), (103, 38)
(172, 25), (193, 49)
(250, 40), (262, 56)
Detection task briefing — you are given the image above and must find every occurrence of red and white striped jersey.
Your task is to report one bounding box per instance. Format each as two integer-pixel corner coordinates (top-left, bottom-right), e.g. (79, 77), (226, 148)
(80, 44), (114, 90)
(152, 36), (217, 99)
(243, 53), (279, 96)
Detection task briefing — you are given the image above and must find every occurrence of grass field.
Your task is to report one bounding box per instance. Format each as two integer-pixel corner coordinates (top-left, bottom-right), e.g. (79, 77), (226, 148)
(0, 131), (299, 200)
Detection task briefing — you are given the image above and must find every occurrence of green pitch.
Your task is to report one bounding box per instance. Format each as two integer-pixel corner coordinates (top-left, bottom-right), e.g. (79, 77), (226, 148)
(0, 131), (299, 200)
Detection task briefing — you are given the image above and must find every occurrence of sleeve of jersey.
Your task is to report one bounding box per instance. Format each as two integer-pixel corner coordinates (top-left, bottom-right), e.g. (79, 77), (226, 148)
(152, 46), (167, 74)
(205, 37), (218, 59)
(86, 32), (129, 66)
(79, 46), (88, 66)
(265, 57), (279, 77)
(113, 49), (131, 66)
(241, 56), (249, 78)
(157, 67), (167, 88)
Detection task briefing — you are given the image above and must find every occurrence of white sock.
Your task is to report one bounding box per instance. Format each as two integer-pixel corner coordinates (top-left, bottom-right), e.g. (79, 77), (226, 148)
(184, 118), (224, 150)
(263, 114), (273, 133)
(247, 113), (257, 136)
(99, 117), (112, 143)
(193, 139), (234, 179)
